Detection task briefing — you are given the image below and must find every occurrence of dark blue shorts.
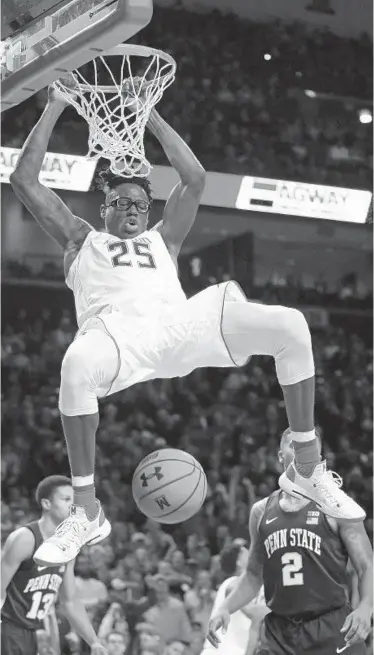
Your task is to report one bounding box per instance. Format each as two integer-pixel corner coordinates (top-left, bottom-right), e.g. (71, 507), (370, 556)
(1, 619), (37, 655)
(256, 604), (367, 655)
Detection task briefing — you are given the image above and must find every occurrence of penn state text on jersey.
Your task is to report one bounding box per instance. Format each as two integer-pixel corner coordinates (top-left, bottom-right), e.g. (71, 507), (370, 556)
(259, 491), (348, 618)
(1, 521), (65, 630)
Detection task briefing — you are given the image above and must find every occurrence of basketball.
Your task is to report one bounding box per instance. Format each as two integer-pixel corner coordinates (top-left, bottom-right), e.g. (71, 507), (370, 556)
(132, 448), (207, 524)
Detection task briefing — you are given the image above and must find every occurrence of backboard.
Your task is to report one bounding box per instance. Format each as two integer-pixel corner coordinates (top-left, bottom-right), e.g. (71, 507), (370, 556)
(1, 0), (153, 112)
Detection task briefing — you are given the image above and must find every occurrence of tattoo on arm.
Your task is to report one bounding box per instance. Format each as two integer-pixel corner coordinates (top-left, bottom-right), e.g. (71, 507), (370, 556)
(67, 220), (92, 248)
(63, 221), (92, 276)
(339, 521), (373, 607)
(339, 522), (373, 574)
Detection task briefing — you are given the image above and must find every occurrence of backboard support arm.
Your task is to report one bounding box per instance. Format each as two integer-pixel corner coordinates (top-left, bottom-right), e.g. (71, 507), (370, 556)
(1, 0), (153, 112)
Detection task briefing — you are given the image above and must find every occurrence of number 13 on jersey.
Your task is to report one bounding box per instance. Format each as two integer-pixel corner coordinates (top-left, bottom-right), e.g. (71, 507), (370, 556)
(26, 591), (55, 620)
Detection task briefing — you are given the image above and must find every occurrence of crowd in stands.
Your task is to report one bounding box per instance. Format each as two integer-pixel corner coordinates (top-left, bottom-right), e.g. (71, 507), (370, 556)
(3, 254), (373, 313)
(2, 280), (373, 653)
(182, 257), (373, 311)
(2, 6), (372, 190)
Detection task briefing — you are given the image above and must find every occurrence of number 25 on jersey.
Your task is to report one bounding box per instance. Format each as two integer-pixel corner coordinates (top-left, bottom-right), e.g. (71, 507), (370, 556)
(108, 240), (156, 269)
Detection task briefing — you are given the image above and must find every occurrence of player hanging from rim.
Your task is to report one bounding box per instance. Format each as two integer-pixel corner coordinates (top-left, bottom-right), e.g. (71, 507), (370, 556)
(207, 430), (373, 655)
(201, 543), (268, 655)
(1, 476), (106, 655)
(10, 76), (365, 566)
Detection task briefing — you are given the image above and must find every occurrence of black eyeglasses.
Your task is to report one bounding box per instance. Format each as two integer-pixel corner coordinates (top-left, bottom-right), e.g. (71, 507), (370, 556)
(105, 197), (151, 213)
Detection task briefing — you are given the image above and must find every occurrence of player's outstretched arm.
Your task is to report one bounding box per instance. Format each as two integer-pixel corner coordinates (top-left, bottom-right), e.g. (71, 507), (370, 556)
(58, 560), (107, 653)
(223, 500), (266, 611)
(1, 529), (35, 608)
(339, 521), (373, 647)
(206, 499), (266, 648)
(146, 108), (205, 259)
(9, 83), (93, 256)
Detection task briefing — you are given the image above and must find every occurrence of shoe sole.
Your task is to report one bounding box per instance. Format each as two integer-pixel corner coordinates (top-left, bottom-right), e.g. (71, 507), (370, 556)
(33, 519), (112, 566)
(279, 473), (366, 522)
(86, 518), (112, 546)
(34, 551), (71, 567)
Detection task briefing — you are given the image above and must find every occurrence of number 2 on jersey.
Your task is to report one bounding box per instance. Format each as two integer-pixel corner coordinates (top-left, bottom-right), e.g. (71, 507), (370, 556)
(281, 552), (304, 586)
(108, 240), (156, 269)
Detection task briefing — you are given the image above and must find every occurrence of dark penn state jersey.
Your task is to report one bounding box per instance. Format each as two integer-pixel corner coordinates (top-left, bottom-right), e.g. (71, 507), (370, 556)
(259, 491), (349, 618)
(1, 521), (66, 630)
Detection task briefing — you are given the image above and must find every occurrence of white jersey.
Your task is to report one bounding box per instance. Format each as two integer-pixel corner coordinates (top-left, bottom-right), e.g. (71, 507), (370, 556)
(202, 577), (263, 655)
(66, 229), (187, 328)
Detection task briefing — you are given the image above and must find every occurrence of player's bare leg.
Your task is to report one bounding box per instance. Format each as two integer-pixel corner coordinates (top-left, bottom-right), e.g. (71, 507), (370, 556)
(222, 300), (365, 522)
(34, 328), (114, 565)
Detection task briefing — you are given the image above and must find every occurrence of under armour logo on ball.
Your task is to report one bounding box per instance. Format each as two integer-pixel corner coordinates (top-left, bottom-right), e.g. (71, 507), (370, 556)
(140, 467), (164, 487)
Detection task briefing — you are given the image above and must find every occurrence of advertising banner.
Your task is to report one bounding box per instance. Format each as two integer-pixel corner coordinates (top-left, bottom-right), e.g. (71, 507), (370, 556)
(0, 147), (96, 191)
(235, 176), (372, 223)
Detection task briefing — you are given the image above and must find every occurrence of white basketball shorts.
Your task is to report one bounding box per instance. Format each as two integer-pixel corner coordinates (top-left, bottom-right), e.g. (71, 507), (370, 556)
(85, 281), (248, 397)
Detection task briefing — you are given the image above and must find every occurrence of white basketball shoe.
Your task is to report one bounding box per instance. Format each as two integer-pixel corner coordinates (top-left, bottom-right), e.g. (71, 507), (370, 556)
(279, 460), (366, 522)
(34, 502), (111, 565)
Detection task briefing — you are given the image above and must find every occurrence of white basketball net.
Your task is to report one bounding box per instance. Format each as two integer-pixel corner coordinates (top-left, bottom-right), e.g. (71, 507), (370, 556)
(53, 45), (176, 177)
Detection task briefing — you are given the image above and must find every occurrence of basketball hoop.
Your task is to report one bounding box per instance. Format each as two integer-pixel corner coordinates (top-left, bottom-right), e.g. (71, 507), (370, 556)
(53, 44), (176, 178)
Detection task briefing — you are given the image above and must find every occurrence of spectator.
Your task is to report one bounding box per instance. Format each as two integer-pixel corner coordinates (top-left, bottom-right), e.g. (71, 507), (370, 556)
(143, 575), (192, 646)
(184, 623), (205, 655)
(98, 604), (130, 644)
(36, 629), (57, 655)
(144, 520), (177, 560)
(106, 631), (129, 655)
(183, 570), (216, 631)
(135, 622), (164, 655)
(63, 631), (82, 654)
(74, 550), (109, 610)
